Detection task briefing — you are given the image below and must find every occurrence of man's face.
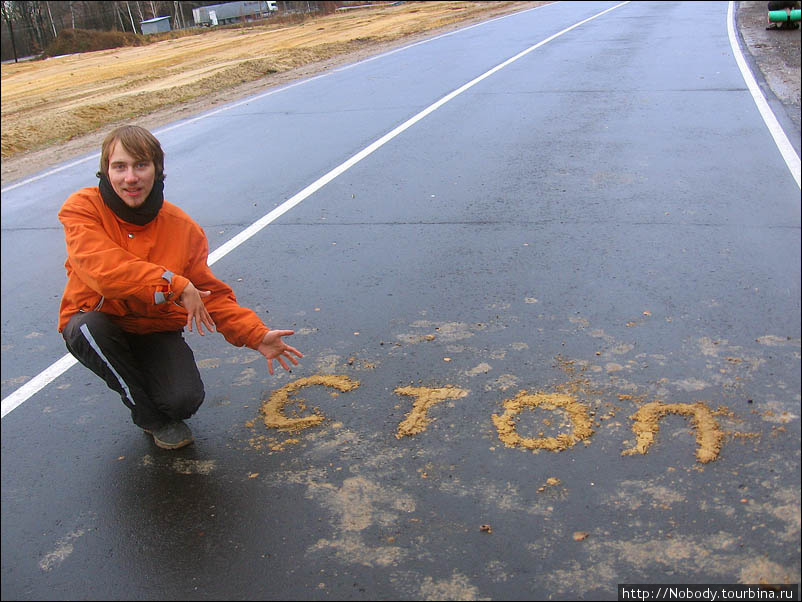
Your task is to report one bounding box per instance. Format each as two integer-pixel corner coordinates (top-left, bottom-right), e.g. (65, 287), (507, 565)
(107, 141), (156, 208)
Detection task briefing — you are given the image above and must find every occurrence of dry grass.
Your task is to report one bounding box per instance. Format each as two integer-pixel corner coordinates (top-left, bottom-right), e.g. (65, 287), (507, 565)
(1, 1), (539, 158)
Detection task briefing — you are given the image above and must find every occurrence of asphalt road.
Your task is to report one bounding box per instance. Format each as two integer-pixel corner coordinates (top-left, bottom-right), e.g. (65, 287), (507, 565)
(2, 2), (800, 600)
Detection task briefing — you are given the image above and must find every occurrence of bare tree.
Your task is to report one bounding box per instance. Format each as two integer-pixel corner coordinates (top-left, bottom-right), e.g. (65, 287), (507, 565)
(114, 1), (125, 30)
(16, 2), (43, 50)
(125, 0), (136, 31)
(1, 0), (20, 61)
(33, 1), (53, 45)
(45, 0), (55, 37)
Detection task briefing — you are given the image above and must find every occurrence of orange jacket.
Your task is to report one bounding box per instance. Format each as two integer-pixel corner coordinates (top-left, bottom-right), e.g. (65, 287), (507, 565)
(58, 186), (269, 350)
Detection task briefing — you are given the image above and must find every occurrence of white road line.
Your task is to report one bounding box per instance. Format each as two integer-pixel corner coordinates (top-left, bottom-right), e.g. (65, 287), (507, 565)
(1, 355), (78, 418)
(1, 2), (628, 419)
(727, 1), (801, 188)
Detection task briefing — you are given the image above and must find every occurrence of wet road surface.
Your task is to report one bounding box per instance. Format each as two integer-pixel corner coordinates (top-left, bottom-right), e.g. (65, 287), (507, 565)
(2, 2), (800, 599)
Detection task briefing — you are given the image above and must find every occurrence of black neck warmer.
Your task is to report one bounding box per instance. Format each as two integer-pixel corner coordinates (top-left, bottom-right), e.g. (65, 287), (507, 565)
(97, 172), (165, 226)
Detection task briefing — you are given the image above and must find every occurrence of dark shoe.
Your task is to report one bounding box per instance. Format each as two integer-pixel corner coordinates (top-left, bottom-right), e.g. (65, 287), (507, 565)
(148, 420), (194, 450)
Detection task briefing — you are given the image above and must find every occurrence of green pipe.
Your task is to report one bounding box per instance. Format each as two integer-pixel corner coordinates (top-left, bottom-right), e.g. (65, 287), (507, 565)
(769, 9), (802, 21)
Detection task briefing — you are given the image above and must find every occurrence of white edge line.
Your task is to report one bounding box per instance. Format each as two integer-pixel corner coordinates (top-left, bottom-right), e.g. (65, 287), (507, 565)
(2, 0), (629, 418)
(727, 1), (801, 188)
(1, 354), (78, 418)
(1, 2), (552, 194)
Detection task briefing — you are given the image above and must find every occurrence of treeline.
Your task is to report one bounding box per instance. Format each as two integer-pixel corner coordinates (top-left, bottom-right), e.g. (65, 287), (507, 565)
(2, 1), (212, 61)
(1, 1), (354, 63)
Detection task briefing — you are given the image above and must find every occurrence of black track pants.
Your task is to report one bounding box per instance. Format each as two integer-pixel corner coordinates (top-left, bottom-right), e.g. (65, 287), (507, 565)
(62, 311), (205, 430)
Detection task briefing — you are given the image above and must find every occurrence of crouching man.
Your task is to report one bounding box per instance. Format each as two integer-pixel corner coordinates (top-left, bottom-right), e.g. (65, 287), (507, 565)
(58, 125), (302, 449)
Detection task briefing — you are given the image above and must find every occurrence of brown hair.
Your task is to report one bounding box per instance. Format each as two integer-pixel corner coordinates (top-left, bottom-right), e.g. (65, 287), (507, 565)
(99, 125), (165, 180)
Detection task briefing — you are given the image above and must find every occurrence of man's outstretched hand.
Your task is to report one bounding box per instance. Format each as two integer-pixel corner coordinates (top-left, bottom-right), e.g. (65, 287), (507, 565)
(257, 330), (303, 374)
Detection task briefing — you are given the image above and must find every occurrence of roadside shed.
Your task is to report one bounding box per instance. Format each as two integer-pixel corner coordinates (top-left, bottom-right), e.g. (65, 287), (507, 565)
(140, 16), (172, 35)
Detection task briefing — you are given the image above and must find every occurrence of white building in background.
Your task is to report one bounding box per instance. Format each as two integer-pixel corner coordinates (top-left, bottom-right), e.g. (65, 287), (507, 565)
(140, 15), (172, 34)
